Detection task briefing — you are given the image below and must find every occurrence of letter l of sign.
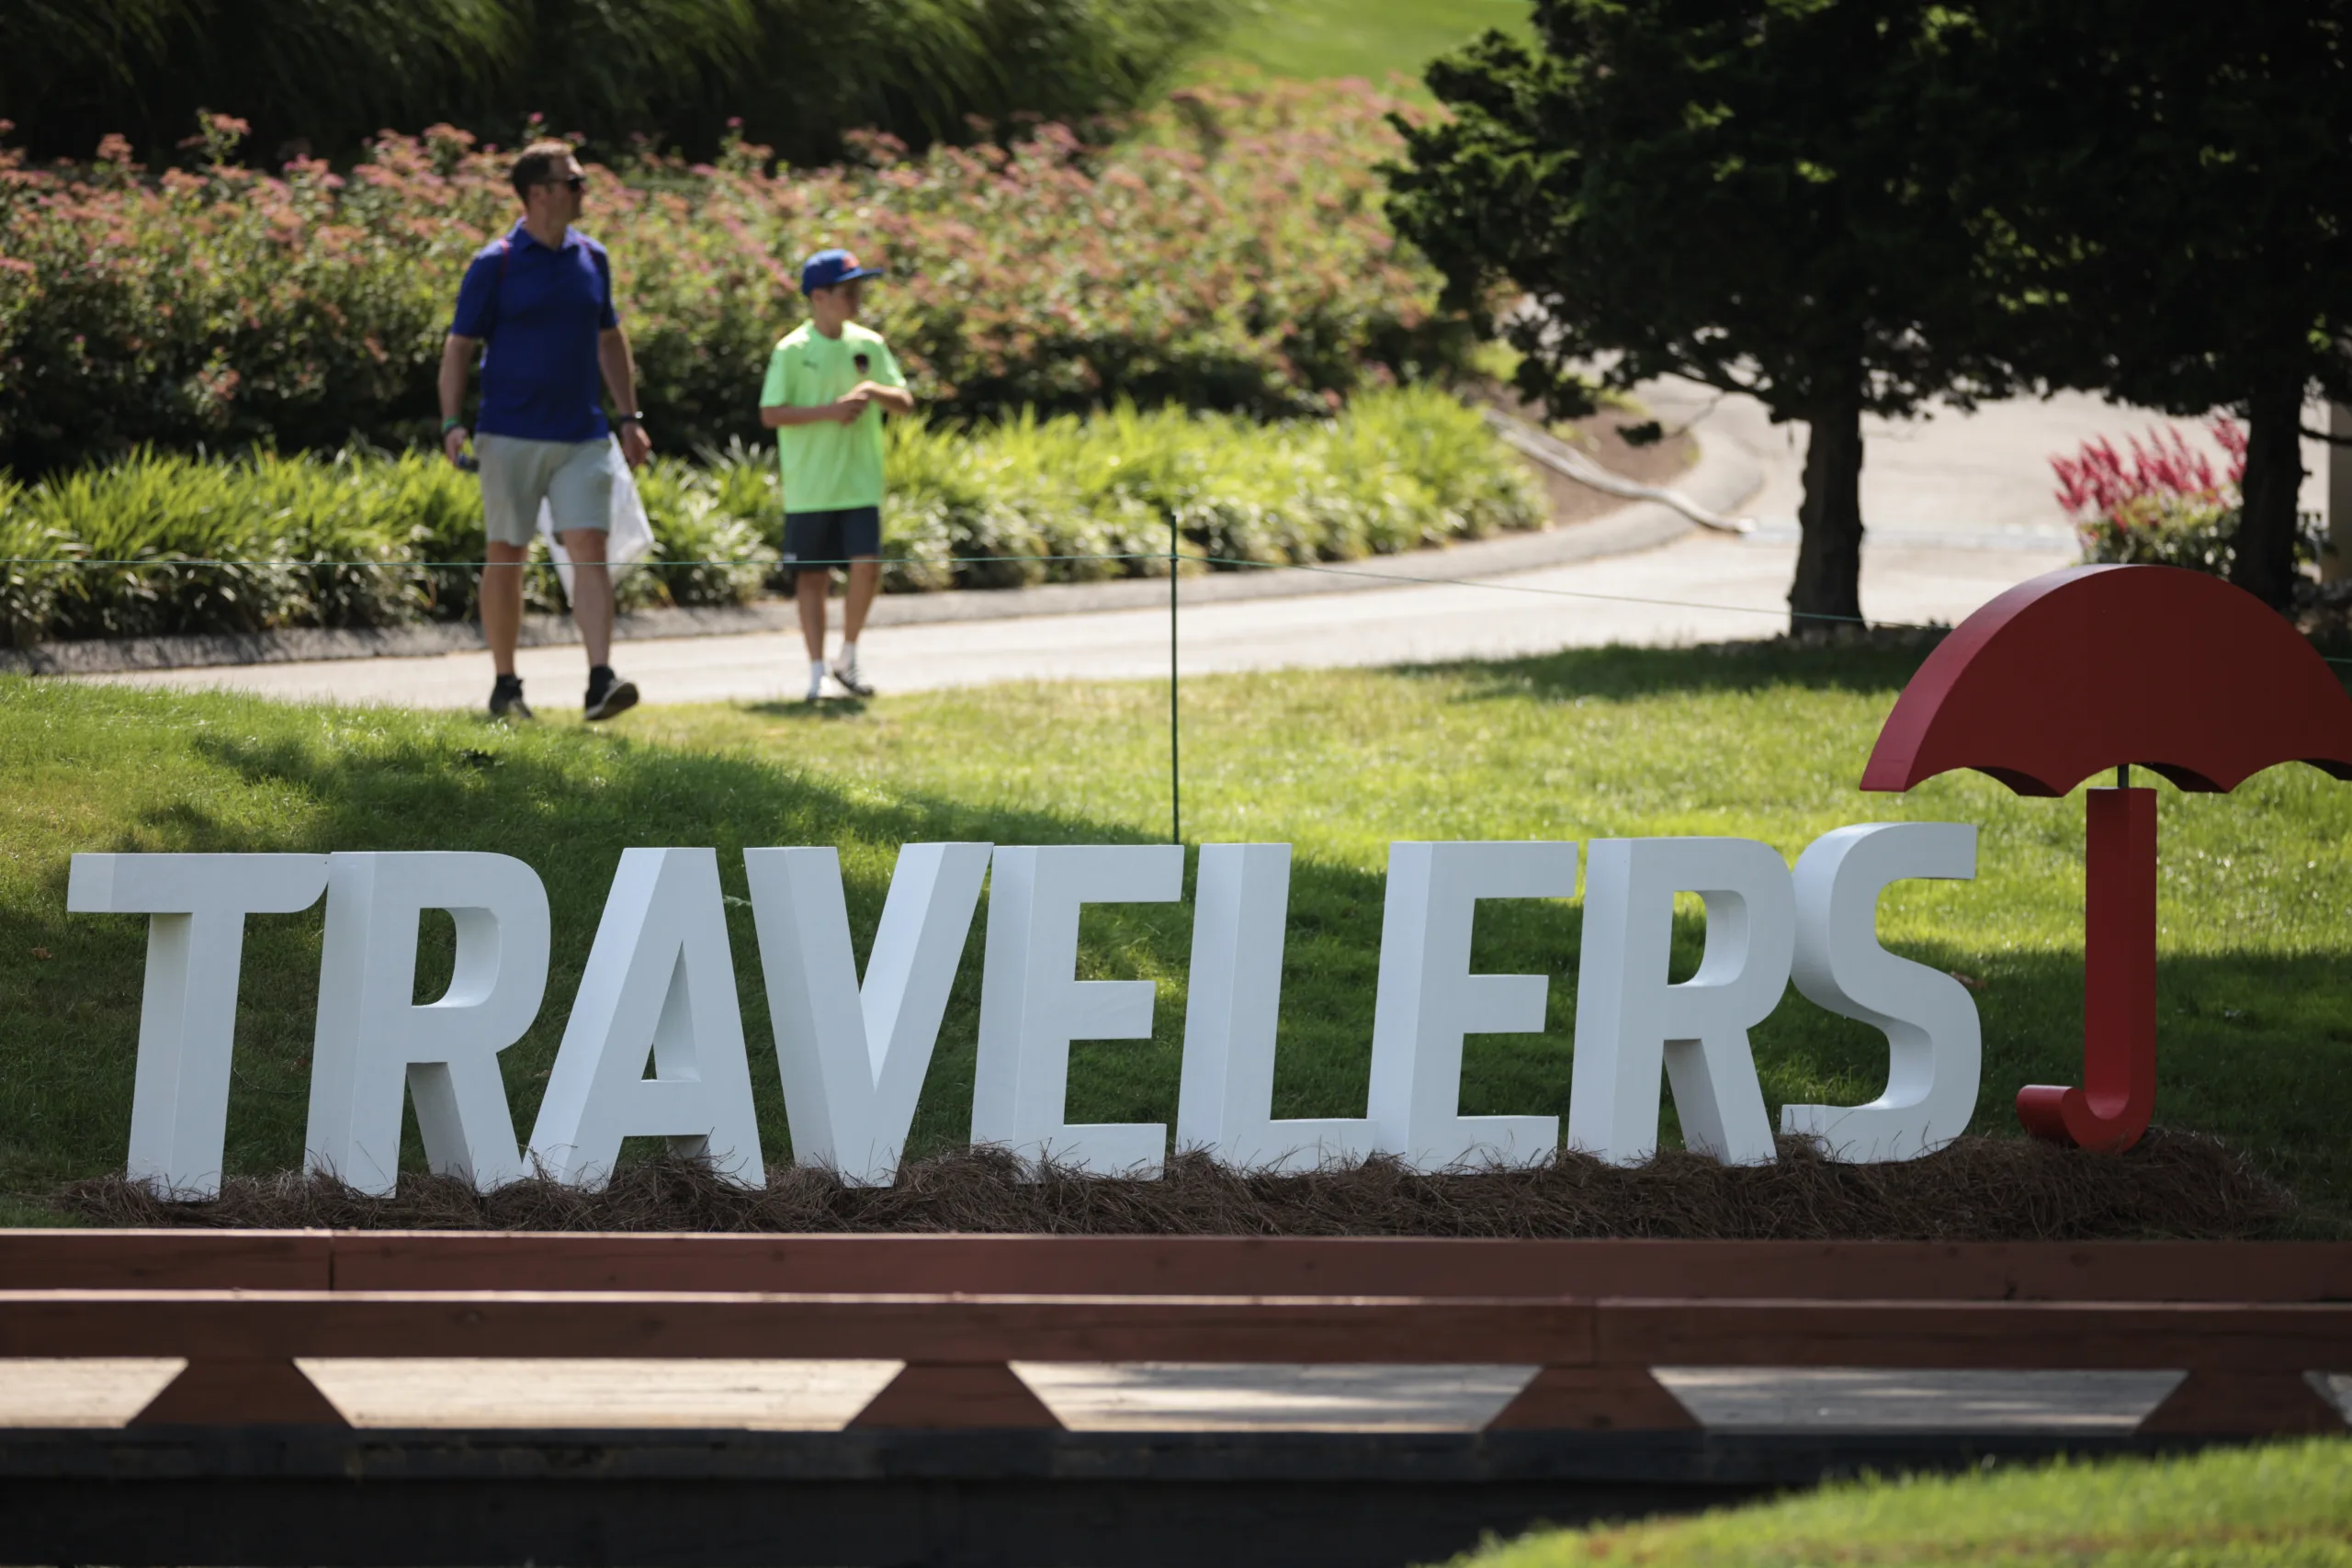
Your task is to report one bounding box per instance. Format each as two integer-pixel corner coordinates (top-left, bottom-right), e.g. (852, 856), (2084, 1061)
(1176, 842), (1376, 1173)
(744, 844), (992, 1185)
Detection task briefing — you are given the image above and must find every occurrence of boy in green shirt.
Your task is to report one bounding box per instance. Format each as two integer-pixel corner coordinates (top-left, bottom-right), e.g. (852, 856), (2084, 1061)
(758, 248), (914, 702)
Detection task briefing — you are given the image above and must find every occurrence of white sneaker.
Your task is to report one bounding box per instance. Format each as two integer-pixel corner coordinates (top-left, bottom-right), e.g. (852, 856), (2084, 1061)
(830, 657), (875, 698)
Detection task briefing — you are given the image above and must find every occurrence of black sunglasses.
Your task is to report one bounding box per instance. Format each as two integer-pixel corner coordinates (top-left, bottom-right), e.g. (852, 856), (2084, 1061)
(537, 175), (587, 194)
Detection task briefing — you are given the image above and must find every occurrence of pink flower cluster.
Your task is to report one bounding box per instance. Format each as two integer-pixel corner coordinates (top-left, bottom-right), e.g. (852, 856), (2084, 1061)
(2051, 416), (2247, 521)
(0, 74), (1464, 472)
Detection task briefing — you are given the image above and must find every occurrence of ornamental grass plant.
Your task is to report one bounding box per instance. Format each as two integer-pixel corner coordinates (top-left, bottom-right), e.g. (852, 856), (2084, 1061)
(0, 73), (1462, 477)
(0, 388), (1539, 644)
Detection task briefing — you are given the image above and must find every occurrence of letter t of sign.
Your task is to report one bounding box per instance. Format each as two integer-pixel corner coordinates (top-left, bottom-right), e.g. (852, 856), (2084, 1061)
(68, 853), (329, 1199)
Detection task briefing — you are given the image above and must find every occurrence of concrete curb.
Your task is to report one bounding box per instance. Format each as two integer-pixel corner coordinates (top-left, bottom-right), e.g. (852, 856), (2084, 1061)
(2, 432), (1759, 677)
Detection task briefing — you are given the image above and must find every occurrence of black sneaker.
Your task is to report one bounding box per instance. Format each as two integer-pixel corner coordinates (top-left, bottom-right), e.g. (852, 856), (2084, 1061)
(829, 656), (875, 698)
(490, 674), (534, 721)
(584, 665), (639, 722)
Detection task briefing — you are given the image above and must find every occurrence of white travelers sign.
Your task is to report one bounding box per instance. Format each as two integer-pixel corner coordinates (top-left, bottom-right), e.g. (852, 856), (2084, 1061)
(67, 829), (1982, 1197)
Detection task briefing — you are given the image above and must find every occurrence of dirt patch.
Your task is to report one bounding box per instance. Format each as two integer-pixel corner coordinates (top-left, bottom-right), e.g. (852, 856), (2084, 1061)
(49, 1131), (2297, 1239)
(1481, 386), (1702, 530)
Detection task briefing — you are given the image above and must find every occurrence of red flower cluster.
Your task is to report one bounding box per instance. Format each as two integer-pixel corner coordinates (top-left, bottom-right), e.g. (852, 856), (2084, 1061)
(2051, 416), (2246, 521)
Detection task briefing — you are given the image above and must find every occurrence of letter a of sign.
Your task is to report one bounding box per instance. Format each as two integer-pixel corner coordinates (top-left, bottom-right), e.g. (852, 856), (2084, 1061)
(306, 852), (549, 1196)
(744, 843), (991, 1186)
(530, 849), (765, 1189)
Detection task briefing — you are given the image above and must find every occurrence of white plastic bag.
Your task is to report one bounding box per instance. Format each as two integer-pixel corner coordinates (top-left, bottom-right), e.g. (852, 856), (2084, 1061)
(539, 435), (654, 602)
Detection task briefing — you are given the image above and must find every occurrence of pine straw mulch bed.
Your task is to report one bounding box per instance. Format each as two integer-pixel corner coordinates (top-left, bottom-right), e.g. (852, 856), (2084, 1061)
(48, 1129), (2302, 1240)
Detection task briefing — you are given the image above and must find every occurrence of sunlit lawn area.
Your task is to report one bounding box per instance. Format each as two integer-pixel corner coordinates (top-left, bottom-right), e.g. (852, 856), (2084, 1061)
(1204, 0), (1532, 87)
(1443, 1438), (2352, 1568)
(5, 640), (2350, 1227)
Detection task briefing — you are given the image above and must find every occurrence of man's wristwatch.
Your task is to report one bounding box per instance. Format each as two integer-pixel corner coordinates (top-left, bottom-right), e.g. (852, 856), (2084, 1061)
(441, 416), (466, 434)
(616, 413), (646, 429)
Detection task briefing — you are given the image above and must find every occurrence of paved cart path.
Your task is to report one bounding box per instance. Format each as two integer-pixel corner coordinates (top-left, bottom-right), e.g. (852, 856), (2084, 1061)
(73, 529), (2071, 710)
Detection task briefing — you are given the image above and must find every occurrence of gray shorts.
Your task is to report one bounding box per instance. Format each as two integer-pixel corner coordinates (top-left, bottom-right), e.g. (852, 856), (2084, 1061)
(476, 433), (616, 547)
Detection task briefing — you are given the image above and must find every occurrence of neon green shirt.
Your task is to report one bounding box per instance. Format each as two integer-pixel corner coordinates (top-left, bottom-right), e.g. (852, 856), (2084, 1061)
(759, 321), (907, 513)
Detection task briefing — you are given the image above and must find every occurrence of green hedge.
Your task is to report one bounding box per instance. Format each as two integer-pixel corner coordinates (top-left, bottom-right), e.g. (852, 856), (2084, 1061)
(1, 0), (1221, 172)
(0, 75), (1467, 476)
(0, 388), (1540, 644)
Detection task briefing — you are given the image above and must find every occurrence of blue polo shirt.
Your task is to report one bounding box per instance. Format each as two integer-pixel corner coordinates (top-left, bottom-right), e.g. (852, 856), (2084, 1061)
(449, 222), (618, 444)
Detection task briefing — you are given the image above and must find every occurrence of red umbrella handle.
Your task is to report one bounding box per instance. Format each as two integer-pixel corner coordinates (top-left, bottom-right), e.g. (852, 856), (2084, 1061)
(2017, 787), (2158, 1150)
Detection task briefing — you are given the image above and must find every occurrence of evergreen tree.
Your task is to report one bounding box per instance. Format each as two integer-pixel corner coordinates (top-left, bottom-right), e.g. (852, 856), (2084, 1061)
(1963, 0), (2352, 609)
(1389, 0), (2007, 632)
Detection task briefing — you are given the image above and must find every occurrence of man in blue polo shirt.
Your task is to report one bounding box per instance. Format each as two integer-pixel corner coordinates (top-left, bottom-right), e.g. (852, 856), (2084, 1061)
(439, 140), (651, 721)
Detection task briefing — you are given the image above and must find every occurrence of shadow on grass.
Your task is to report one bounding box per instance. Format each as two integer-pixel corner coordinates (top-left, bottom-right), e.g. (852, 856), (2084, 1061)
(744, 697), (871, 720)
(1397, 637), (1943, 705)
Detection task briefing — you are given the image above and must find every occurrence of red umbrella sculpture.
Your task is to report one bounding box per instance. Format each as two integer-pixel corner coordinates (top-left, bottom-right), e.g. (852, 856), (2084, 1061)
(1860, 564), (2352, 1151)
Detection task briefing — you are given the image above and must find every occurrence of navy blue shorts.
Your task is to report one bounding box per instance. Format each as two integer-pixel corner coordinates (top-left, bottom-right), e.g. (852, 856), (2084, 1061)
(782, 506), (882, 572)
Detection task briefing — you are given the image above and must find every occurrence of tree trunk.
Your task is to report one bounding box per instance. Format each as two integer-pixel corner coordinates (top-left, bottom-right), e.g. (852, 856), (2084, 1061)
(1790, 389), (1866, 635)
(2231, 369), (2307, 611)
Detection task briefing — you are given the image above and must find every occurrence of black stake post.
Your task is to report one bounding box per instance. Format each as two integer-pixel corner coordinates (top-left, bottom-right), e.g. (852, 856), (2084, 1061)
(1170, 515), (1182, 845)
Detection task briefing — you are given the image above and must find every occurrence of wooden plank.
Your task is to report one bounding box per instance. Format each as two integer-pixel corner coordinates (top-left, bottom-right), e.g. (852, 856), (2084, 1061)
(129, 1359), (348, 1427)
(1485, 1366), (1698, 1432)
(0, 1230), (333, 1290)
(320, 1234), (2352, 1302)
(0, 1292), (1600, 1366)
(5, 1230), (2347, 1302)
(1594, 1299), (2352, 1371)
(7, 1291), (2350, 1373)
(2136, 1370), (2347, 1435)
(847, 1364), (1062, 1430)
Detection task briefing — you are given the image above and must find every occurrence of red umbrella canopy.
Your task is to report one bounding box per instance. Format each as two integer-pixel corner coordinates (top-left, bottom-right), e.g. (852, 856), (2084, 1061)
(1862, 565), (2352, 797)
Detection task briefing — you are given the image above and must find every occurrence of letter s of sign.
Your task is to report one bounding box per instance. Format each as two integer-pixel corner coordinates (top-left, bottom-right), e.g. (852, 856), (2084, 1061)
(1781, 823), (1982, 1161)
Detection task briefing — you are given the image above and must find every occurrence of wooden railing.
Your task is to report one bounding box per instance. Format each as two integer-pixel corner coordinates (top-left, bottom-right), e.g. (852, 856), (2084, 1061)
(4, 1233), (2347, 1435)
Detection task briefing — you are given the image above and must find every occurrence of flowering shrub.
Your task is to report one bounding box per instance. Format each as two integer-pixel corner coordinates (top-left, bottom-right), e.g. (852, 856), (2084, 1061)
(0, 77), (1467, 476)
(2051, 417), (2249, 572)
(0, 388), (1540, 645)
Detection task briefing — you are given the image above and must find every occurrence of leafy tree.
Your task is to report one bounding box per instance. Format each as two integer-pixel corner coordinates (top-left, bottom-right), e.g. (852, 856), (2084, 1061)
(1959, 0), (2352, 609)
(1387, 0), (2007, 631)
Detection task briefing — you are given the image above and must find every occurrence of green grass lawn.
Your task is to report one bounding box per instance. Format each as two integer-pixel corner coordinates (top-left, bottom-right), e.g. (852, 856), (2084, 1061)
(5, 641), (2352, 1226)
(1446, 1438), (2352, 1568)
(1202, 0), (1532, 88)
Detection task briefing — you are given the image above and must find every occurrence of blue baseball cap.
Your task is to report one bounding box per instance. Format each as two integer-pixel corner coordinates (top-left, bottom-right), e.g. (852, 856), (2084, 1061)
(801, 247), (886, 295)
